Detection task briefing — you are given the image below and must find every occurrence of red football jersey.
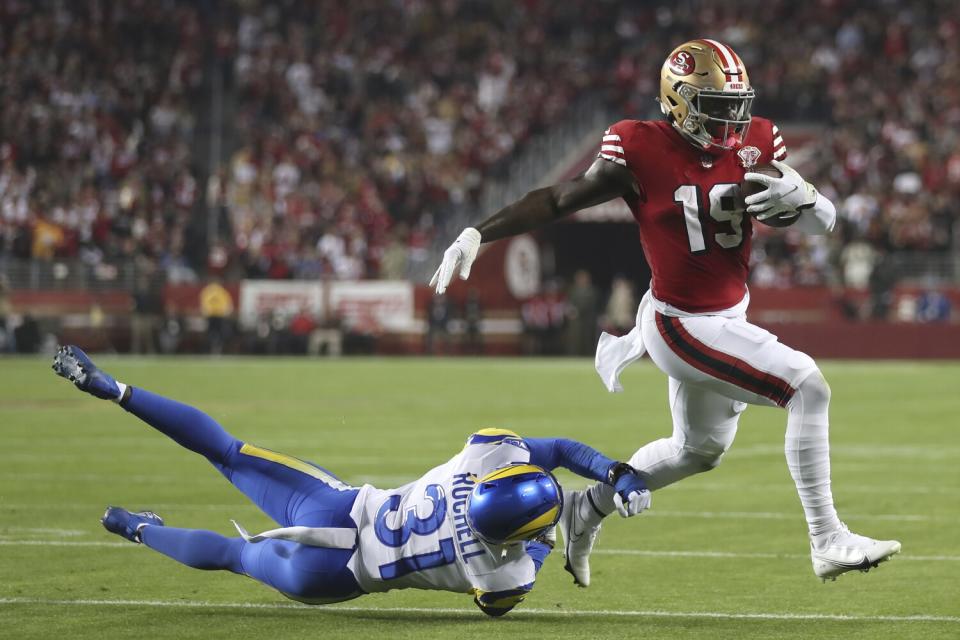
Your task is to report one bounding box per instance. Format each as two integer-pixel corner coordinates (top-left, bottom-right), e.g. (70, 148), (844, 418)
(599, 117), (786, 312)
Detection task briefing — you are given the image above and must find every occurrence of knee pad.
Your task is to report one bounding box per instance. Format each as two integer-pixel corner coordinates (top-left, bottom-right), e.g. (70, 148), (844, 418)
(672, 415), (737, 473)
(790, 370), (831, 410)
(679, 443), (727, 472)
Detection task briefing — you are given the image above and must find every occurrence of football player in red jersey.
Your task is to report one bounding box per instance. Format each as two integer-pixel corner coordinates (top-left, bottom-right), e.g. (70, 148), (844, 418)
(431, 40), (901, 584)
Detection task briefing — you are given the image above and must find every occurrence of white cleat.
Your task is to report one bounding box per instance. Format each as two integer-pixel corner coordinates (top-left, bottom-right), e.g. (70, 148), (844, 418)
(811, 523), (902, 582)
(558, 489), (601, 587)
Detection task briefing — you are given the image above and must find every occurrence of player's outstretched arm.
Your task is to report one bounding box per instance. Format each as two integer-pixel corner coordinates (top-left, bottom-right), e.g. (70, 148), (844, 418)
(475, 158), (638, 243)
(430, 158), (637, 294)
(525, 437), (650, 517)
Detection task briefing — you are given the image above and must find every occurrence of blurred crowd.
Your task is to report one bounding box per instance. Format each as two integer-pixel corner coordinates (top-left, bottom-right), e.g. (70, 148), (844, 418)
(0, 0), (205, 282)
(210, 0), (621, 282)
(1, 0), (958, 295)
(705, 0), (960, 289)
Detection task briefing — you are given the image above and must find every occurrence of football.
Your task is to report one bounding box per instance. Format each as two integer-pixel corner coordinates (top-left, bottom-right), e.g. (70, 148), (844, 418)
(742, 163), (801, 227)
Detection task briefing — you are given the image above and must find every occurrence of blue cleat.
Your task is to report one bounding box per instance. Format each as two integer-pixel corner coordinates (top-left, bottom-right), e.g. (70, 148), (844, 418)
(52, 345), (121, 400)
(101, 507), (164, 544)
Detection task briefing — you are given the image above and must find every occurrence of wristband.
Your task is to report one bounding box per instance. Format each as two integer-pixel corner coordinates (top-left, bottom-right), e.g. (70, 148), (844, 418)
(607, 462), (634, 485)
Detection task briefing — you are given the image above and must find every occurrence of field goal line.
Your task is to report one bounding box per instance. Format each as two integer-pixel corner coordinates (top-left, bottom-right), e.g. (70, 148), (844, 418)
(1, 597), (957, 624)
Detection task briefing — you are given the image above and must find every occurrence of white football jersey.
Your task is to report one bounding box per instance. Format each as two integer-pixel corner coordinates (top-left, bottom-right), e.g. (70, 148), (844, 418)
(348, 429), (538, 595)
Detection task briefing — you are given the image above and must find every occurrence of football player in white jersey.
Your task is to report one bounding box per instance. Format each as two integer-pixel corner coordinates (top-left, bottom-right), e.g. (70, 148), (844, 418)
(53, 346), (650, 615)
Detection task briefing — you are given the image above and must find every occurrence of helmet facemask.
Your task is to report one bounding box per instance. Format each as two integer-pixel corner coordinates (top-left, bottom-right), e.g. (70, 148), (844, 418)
(674, 83), (754, 151)
(659, 40), (755, 153)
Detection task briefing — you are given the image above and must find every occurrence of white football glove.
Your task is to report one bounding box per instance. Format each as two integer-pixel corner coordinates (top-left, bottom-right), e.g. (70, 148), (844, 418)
(430, 227), (481, 294)
(613, 488), (652, 518)
(609, 462), (652, 517)
(744, 160), (817, 220)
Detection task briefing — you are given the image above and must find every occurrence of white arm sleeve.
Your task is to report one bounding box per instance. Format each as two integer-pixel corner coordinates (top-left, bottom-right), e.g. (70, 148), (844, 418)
(793, 190), (836, 236)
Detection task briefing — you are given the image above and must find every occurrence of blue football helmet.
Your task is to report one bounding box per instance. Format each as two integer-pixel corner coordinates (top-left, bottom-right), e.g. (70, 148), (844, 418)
(466, 464), (562, 545)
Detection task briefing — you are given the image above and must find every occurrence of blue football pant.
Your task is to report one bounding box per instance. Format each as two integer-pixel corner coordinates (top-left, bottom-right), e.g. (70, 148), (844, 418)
(123, 388), (363, 603)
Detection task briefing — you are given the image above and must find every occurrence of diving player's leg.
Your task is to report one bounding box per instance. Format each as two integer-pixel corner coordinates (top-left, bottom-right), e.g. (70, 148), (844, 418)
(120, 389), (358, 529)
(220, 443), (359, 529)
(121, 386), (358, 528)
(53, 345), (237, 461)
(142, 526), (361, 603)
(142, 524), (246, 571)
(102, 505), (245, 571)
(102, 507), (362, 603)
(237, 539), (362, 604)
(53, 345), (359, 529)
(123, 386), (238, 463)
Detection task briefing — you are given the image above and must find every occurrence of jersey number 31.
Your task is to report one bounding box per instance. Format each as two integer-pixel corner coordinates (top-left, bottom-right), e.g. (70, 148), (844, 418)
(373, 485), (457, 580)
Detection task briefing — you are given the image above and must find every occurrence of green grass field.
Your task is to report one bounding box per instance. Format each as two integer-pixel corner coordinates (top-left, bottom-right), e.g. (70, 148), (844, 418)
(1, 356), (958, 639)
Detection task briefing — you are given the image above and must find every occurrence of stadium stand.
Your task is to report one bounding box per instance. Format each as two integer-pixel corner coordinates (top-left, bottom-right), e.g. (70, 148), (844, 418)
(0, 0), (205, 279)
(1, 0), (957, 353)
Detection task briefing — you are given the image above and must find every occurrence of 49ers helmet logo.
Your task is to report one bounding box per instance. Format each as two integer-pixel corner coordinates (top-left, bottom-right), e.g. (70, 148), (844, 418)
(669, 51), (695, 76)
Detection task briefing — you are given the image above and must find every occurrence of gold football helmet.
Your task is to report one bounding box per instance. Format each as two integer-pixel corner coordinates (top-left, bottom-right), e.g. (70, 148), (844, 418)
(659, 39), (754, 151)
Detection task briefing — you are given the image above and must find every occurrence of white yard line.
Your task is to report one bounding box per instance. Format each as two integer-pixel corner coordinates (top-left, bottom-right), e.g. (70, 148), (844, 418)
(5, 476), (959, 496)
(593, 549), (959, 562)
(0, 540), (130, 547)
(0, 539), (955, 563)
(658, 482), (960, 496)
(726, 444), (960, 460)
(0, 597), (956, 623)
(0, 503), (254, 512)
(0, 527), (87, 536)
(1, 503), (951, 523)
(644, 510), (948, 522)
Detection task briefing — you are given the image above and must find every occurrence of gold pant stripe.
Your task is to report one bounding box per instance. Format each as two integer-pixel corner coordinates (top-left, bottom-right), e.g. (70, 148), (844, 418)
(239, 443), (339, 484)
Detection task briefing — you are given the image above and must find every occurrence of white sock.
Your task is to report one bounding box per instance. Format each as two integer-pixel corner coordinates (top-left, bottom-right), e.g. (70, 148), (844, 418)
(786, 375), (841, 540)
(584, 435), (715, 524)
(112, 382), (128, 403)
(581, 485), (611, 526)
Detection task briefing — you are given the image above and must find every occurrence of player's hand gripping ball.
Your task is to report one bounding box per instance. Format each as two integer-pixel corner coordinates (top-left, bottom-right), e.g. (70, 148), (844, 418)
(741, 163), (802, 228)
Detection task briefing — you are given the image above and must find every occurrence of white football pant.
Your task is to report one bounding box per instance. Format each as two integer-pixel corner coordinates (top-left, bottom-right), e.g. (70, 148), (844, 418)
(590, 296), (841, 537)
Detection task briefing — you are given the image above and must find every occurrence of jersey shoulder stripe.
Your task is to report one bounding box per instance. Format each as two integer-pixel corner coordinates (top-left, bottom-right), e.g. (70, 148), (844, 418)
(596, 121), (643, 168)
(757, 117), (788, 161)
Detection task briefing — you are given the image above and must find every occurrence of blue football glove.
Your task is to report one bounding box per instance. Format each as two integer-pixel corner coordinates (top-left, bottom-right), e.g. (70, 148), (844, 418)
(52, 345), (122, 400)
(608, 462), (651, 517)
